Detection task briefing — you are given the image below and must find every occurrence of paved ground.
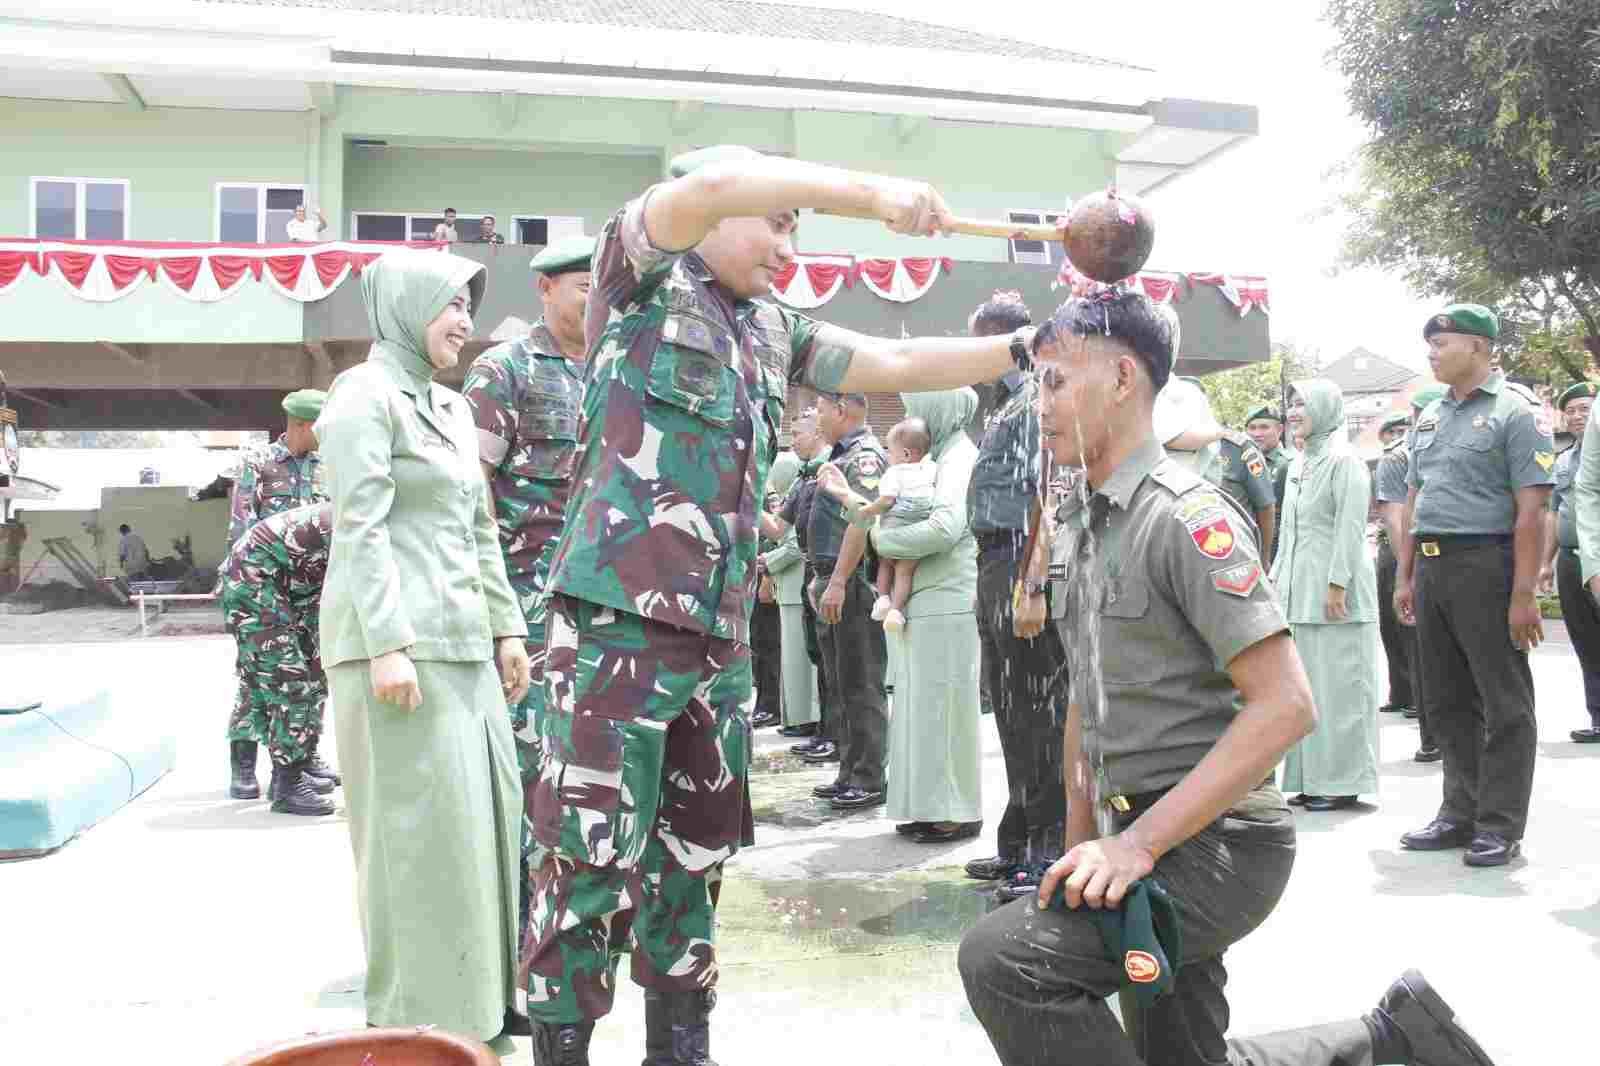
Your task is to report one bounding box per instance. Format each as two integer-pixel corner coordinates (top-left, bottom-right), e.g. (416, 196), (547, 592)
(1, 631), (1594, 1065)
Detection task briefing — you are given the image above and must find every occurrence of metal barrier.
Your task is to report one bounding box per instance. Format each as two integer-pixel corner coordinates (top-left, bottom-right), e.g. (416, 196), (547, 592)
(136, 591), (218, 637)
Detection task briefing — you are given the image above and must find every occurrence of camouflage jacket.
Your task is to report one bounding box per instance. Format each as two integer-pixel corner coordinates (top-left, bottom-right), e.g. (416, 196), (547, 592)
(220, 502), (334, 628)
(543, 189), (862, 644)
(462, 322), (584, 587)
(226, 436), (327, 552)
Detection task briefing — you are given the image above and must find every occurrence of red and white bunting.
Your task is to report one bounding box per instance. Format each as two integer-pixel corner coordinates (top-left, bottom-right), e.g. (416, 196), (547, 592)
(0, 239), (440, 304)
(1056, 261), (1269, 317)
(857, 256), (953, 304)
(1188, 272), (1271, 317)
(770, 254), (856, 310)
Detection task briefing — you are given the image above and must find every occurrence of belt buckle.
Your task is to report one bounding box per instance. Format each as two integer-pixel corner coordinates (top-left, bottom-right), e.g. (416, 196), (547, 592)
(1106, 794), (1131, 813)
(1420, 541), (1440, 557)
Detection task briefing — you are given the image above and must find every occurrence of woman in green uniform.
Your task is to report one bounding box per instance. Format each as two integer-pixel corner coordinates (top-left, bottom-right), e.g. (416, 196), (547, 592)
(316, 249), (532, 1043)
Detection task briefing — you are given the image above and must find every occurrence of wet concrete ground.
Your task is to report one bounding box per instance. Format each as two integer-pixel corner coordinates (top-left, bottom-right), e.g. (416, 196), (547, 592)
(1, 633), (1595, 1065)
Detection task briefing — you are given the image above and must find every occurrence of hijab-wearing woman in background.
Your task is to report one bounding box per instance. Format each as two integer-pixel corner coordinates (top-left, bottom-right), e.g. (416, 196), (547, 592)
(1271, 378), (1380, 811)
(316, 249), (532, 1044)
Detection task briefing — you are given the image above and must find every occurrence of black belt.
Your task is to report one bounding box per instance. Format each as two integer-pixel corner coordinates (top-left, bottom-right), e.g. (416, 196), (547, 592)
(1415, 533), (1511, 557)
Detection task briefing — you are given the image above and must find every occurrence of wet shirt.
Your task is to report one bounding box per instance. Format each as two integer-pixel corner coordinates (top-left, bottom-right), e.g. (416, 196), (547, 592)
(543, 188), (866, 644)
(220, 502), (333, 624)
(1050, 436), (1287, 798)
(1553, 441), (1581, 548)
(1203, 431), (1275, 516)
(967, 371), (1042, 536)
(1407, 372), (1555, 534)
(227, 436), (327, 552)
(461, 322), (584, 585)
(807, 427), (888, 564)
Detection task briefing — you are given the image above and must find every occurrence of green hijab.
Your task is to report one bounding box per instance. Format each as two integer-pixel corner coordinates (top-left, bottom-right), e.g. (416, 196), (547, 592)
(768, 450), (801, 496)
(901, 387), (979, 461)
(1288, 377), (1350, 507)
(361, 249), (487, 381)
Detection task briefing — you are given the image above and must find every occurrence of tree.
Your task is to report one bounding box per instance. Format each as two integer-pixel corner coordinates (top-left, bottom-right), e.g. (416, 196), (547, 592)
(1326, 0), (1600, 385)
(17, 430), (197, 448)
(1199, 344), (1319, 429)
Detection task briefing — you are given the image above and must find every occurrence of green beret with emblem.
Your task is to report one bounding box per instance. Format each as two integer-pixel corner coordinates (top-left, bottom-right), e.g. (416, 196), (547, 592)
(1557, 380), (1598, 411)
(281, 389), (326, 421)
(1245, 404), (1282, 425)
(668, 144), (763, 179)
(1380, 412), (1410, 434)
(1423, 303), (1498, 341)
(1410, 385), (1447, 411)
(529, 234), (595, 277)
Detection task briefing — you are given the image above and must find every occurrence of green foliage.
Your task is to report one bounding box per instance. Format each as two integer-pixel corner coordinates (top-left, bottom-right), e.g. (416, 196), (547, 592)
(1326, 0), (1600, 376)
(17, 430), (194, 448)
(1199, 344), (1319, 429)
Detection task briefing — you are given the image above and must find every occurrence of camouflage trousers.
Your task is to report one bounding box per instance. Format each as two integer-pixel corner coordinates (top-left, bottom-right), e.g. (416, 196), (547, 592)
(522, 595), (754, 1023)
(224, 617), (326, 767)
(510, 573), (549, 952)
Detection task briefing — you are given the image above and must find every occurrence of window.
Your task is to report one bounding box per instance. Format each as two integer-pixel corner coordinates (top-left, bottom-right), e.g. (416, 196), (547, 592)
(31, 177), (129, 239)
(512, 215), (584, 247)
(1006, 209), (1066, 267)
(351, 212), (486, 242)
(216, 183), (306, 242)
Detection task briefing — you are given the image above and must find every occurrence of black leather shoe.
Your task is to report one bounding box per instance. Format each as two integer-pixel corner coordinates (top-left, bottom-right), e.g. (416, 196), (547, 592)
(1571, 727), (1600, 743)
(1373, 969), (1497, 1065)
(228, 740), (260, 800)
(1379, 703), (1408, 714)
(750, 709), (780, 729)
(778, 723), (818, 738)
(532, 1020), (594, 1066)
(964, 855), (1022, 881)
(800, 741), (839, 764)
(1301, 794), (1358, 812)
(1414, 746), (1442, 763)
(911, 820), (981, 844)
(1463, 832), (1521, 868)
(1400, 819), (1473, 851)
(811, 780), (846, 799)
(501, 1005), (534, 1037)
(830, 787), (885, 811)
(1402, 706), (1420, 719)
(894, 822), (933, 836)
(789, 736), (824, 754)
(1286, 793), (1309, 806)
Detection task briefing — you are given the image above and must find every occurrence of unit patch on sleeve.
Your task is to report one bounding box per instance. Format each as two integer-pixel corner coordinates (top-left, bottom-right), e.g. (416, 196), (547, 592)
(1210, 560), (1262, 598)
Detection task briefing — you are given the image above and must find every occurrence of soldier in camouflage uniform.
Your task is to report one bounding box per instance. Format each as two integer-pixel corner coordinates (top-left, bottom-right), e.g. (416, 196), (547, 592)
(521, 145), (1032, 1065)
(461, 234), (594, 951)
(226, 390), (335, 801)
(220, 501), (335, 816)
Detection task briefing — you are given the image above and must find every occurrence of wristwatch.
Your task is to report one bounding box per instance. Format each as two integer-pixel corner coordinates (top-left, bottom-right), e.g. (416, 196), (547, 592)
(1009, 329), (1034, 373)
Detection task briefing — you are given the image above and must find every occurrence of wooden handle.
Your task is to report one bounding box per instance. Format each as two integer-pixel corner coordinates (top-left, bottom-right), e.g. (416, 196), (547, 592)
(814, 207), (1060, 241)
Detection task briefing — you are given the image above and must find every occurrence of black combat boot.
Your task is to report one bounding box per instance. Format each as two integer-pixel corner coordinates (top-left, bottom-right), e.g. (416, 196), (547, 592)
(229, 741), (260, 800)
(302, 741), (341, 788)
(532, 1020), (594, 1066)
(642, 988), (717, 1065)
(270, 761), (336, 816)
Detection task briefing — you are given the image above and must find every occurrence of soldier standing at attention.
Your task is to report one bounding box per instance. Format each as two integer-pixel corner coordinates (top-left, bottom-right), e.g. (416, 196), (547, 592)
(219, 502), (336, 816)
(523, 144), (1036, 1066)
(1541, 381), (1599, 742)
(959, 291), (1499, 1066)
(461, 234), (594, 949)
(1245, 403), (1293, 563)
(226, 390), (334, 802)
(1394, 305), (1554, 868)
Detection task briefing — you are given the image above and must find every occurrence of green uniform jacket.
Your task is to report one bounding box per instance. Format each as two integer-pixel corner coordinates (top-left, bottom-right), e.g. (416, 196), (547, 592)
(761, 450), (807, 606)
(1578, 413), (1600, 582)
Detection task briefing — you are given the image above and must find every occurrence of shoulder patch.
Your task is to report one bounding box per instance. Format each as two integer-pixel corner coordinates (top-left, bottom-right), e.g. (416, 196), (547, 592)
(1210, 560), (1262, 598)
(1246, 455), (1266, 477)
(1534, 450), (1555, 472)
(1177, 492), (1238, 560)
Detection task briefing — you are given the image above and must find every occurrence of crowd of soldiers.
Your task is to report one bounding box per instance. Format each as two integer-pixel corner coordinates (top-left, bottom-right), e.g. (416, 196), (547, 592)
(205, 140), (1600, 1065)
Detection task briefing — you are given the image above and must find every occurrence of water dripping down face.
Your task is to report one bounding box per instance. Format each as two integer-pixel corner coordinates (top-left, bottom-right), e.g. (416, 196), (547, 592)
(1035, 334), (1115, 472)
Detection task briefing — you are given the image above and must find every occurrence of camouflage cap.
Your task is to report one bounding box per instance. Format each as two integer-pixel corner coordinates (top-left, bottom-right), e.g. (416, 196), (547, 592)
(1244, 404), (1282, 425)
(1557, 380), (1598, 411)
(529, 234), (596, 277)
(1423, 303), (1498, 341)
(281, 389), (326, 421)
(1410, 385), (1447, 411)
(1380, 411), (1410, 434)
(668, 144), (763, 179)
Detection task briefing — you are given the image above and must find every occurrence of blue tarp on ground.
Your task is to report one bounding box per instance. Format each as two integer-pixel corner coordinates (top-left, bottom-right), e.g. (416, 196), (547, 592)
(1, 691), (175, 858)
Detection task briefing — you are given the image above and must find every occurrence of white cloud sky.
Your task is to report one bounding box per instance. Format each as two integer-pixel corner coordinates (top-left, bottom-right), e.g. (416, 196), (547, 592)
(806, 0), (1439, 370)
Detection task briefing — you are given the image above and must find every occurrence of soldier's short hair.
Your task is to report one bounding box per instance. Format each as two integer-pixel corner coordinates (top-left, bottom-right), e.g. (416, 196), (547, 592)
(822, 392), (868, 413)
(888, 417), (931, 458)
(971, 296), (1032, 337)
(1038, 291), (1174, 393)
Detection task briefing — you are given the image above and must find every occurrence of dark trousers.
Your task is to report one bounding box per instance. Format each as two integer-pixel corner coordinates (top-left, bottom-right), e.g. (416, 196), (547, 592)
(961, 787), (1375, 1065)
(1415, 543), (1537, 840)
(1557, 547), (1600, 727)
(812, 563), (888, 791)
(801, 563), (833, 742)
(1375, 541), (1414, 707)
(976, 547), (1067, 862)
(751, 599), (782, 720)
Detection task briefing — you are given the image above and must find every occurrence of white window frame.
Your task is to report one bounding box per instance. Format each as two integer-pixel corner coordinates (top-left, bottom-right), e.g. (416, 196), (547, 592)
(510, 214), (586, 247)
(214, 182), (307, 242)
(29, 176), (131, 240)
(349, 210), (489, 242)
(1006, 208), (1066, 267)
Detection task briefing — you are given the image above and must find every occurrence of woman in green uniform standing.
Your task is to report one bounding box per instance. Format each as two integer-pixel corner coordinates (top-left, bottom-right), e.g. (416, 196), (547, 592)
(316, 249), (532, 1044)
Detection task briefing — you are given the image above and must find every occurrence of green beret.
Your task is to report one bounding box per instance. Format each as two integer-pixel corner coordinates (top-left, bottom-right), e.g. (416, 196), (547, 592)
(1380, 412), (1410, 434)
(529, 234), (595, 277)
(281, 389), (326, 421)
(1423, 303), (1498, 341)
(668, 144), (762, 179)
(1245, 404), (1282, 425)
(1410, 385), (1446, 411)
(1557, 380), (1598, 411)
